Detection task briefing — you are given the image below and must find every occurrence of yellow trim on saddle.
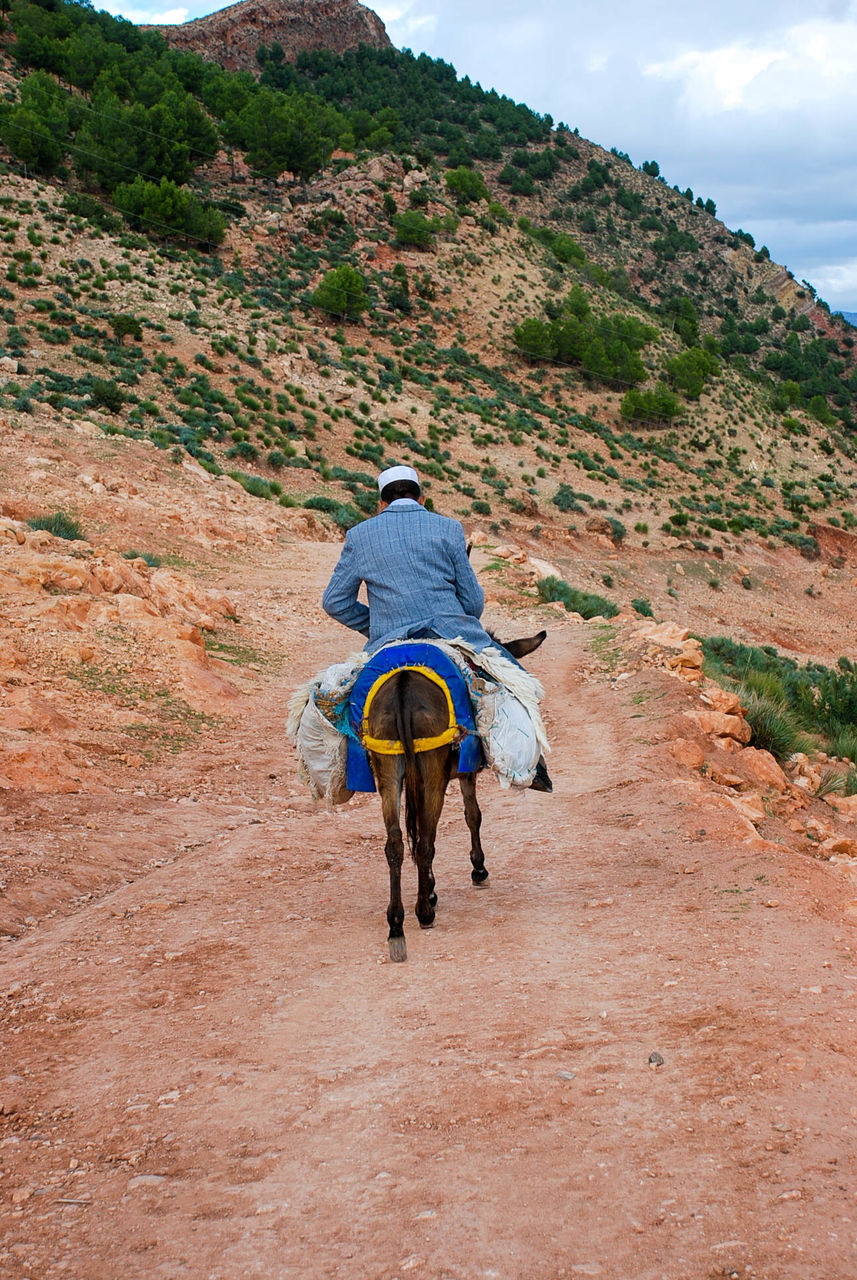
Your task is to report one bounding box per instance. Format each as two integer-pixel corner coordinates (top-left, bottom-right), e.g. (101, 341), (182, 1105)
(361, 664), (459, 755)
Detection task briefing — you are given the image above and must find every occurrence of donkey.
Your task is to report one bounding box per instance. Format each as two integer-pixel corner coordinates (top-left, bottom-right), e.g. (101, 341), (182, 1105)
(365, 631), (546, 961)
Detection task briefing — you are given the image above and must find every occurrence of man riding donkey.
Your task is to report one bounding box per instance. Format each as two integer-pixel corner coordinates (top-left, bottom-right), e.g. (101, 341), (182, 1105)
(322, 464), (552, 793)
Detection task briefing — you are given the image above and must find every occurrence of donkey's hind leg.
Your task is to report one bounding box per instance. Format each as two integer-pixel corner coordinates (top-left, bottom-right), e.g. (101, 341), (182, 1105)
(377, 758), (407, 962)
(413, 750), (449, 929)
(459, 772), (488, 885)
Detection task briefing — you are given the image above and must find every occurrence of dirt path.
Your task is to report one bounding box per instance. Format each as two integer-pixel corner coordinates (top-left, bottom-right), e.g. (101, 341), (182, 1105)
(3, 545), (857, 1280)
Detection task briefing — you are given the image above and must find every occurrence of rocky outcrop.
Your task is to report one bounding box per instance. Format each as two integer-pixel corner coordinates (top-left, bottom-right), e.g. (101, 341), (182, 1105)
(152, 0), (391, 75)
(809, 522), (857, 565)
(0, 517), (241, 793)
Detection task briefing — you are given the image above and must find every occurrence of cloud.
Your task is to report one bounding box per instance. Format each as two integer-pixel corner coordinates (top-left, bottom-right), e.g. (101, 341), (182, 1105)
(646, 14), (857, 115)
(647, 45), (786, 110)
(103, 3), (189, 22)
(809, 257), (857, 307)
(374, 1), (437, 43)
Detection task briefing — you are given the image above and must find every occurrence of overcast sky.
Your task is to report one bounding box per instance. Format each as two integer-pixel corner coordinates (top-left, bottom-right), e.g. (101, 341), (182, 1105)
(108, 0), (857, 310)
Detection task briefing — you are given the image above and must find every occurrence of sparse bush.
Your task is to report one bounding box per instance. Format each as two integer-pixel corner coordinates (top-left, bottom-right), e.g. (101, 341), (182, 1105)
(632, 597), (653, 617)
(123, 549), (161, 567)
(27, 511), (83, 541)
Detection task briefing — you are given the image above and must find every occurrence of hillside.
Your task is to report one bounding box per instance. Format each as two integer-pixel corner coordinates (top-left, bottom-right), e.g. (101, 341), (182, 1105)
(2, 0), (857, 784)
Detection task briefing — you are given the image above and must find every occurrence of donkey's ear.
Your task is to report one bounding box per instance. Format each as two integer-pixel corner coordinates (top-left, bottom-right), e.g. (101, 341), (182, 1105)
(504, 629), (547, 659)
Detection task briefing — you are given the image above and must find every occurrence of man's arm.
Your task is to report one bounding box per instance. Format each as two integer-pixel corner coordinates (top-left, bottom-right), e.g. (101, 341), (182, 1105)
(449, 523), (485, 617)
(322, 534), (371, 636)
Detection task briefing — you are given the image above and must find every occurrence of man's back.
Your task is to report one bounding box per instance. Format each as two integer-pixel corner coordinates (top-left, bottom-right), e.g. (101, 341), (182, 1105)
(322, 499), (489, 652)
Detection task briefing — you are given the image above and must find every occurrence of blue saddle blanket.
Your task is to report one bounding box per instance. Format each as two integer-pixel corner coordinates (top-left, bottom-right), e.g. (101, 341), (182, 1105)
(346, 642), (483, 792)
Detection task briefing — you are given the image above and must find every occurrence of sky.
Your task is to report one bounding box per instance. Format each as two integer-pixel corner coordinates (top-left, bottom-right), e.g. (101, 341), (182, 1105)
(105, 0), (857, 311)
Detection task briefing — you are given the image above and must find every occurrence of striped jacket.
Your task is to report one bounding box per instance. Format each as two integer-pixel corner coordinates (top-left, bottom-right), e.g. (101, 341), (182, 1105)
(322, 499), (495, 653)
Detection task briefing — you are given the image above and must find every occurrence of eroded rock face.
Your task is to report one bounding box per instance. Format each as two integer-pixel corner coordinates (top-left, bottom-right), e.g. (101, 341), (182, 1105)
(151, 0), (391, 76)
(0, 517), (241, 792)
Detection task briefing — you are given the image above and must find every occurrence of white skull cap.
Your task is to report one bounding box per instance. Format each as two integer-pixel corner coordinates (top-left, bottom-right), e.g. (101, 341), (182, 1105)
(377, 464), (420, 493)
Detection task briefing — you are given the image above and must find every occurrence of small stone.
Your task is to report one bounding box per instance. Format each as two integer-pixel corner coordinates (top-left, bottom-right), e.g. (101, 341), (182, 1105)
(556, 1070), (577, 1081)
(648, 1051), (665, 1067)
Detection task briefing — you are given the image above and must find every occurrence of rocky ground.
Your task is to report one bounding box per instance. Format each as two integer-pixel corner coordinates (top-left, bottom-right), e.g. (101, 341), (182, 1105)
(3, 415), (857, 1278)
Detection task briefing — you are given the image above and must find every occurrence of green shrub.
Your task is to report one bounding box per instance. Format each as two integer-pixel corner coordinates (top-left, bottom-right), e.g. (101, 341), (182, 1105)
(537, 575), (619, 619)
(620, 384), (682, 422)
(631, 597), (653, 617)
(229, 471), (272, 498)
(665, 346), (719, 399)
(552, 484), (586, 514)
(393, 210), (435, 249)
(27, 511), (83, 540)
(268, 448), (295, 469)
(741, 693), (806, 761)
(311, 265), (369, 320)
(513, 318), (556, 361)
(123, 549), (161, 567)
(830, 725), (857, 764)
(303, 495), (363, 529)
(445, 165), (488, 204)
(740, 668), (788, 706)
(113, 177), (225, 249)
(89, 379), (124, 412)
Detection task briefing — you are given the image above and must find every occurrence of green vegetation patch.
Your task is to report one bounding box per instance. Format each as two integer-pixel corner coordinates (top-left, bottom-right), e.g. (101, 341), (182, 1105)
(27, 511), (84, 540)
(702, 636), (857, 761)
(537, 575), (620, 619)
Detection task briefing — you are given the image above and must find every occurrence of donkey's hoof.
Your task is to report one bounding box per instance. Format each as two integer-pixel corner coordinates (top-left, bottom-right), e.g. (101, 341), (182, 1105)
(471, 867), (489, 885)
(388, 935), (407, 963)
(418, 915), (435, 930)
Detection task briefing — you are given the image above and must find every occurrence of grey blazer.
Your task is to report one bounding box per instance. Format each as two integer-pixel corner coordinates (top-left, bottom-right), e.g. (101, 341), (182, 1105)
(322, 500), (495, 653)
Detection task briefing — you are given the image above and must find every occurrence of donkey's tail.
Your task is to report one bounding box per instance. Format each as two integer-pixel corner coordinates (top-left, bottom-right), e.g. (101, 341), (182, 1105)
(393, 671), (420, 862)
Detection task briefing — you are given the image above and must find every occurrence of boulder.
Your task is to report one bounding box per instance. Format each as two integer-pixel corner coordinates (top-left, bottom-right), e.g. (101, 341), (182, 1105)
(822, 834), (857, 859)
(829, 795), (857, 821)
(728, 792), (766, 824)
(701, 687), (745, 716)
(671, 738), (705, 770)
(693, 707), (752, 744)
(740, 747), (788, 793)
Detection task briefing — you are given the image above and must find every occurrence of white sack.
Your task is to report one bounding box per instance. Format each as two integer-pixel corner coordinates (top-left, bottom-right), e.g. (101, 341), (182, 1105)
(476, 686), (541, 789)
(295, 697), (352, 805)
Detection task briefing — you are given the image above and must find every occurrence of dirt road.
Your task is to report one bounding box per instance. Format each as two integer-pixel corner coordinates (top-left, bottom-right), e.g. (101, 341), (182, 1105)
(2, 546), (857, 1280)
